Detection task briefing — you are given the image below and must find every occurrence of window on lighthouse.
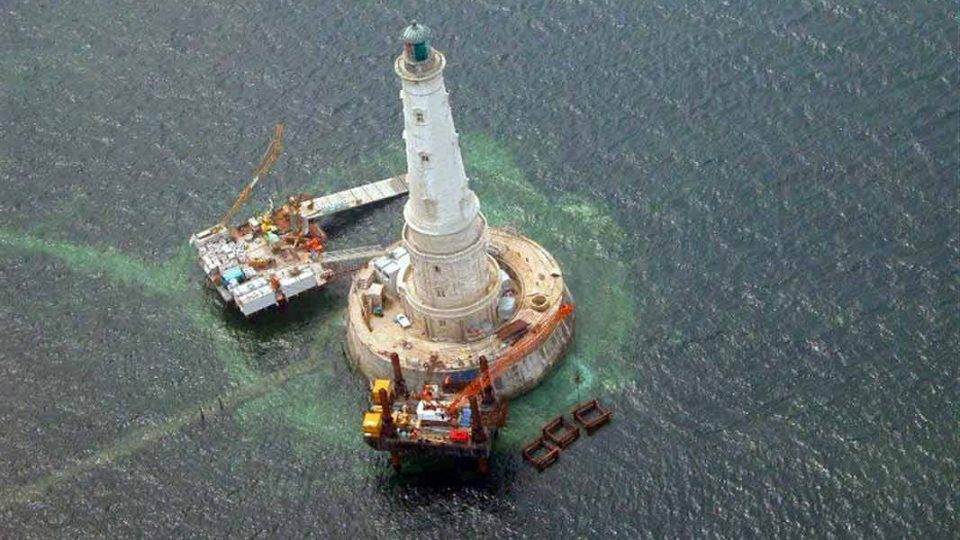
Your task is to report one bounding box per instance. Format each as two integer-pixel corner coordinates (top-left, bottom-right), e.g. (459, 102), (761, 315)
(414, 110), (425, 124)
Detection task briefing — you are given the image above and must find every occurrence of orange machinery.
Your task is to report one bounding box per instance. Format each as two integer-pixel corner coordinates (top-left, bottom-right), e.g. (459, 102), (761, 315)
(445, 303), (575, 416)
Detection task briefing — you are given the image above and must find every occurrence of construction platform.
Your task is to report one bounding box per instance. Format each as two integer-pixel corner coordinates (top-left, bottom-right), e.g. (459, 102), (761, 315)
(189, 176), (407, 316)
(345, 227), (575, 398)
(362, 359), (509, 473)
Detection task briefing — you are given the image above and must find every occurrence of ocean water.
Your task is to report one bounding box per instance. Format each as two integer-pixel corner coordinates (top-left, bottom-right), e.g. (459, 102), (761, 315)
(1, 1), (957, 537)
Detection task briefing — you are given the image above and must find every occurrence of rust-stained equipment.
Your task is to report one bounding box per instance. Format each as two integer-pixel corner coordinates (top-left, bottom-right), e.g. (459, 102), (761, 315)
(445, 304), (575, 416)
(360, 303), (574, 474)
(420, 354), (441, 398)
(522, 437), (560, 472)
(478, 355), (494, 405)
(482, 399), (510, 429)
(521, 400), (611, 471)
(379, 388), (396, 438)
(542, 415), (580, 448)
(362, 351), (508, 474)
(469, 395), (487, 444)
(572, 399), (612, 435)
(495, 319), (529, 342)
(390, 352), (409, 399)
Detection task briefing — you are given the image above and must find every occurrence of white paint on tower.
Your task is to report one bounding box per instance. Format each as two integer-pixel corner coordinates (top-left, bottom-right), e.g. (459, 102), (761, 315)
(394, 22), (500, 341)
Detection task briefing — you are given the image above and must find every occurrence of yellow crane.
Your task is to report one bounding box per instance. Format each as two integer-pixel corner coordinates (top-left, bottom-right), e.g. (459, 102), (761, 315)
(217, 124), (284, 230)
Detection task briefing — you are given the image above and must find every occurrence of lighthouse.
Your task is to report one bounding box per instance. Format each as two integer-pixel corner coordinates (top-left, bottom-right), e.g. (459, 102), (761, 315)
(346, 23), (574, 398)
(394, 22), (500, 341)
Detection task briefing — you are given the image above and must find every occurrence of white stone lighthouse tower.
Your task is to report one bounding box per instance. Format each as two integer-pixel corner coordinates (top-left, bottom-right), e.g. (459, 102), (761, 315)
(394, 22), (500, 342)
(345, 22), (574, 398)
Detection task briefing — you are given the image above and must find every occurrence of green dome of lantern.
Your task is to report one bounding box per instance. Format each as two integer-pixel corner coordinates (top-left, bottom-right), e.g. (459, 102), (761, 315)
(401, 21), (432, 62)
(401, 21), (432, 44)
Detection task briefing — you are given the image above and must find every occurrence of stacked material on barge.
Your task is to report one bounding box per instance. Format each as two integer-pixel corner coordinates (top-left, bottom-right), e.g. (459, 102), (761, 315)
(188, 125), (409, 316)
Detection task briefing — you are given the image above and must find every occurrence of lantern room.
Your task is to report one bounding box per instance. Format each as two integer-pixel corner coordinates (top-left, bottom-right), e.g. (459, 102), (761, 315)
(402, 21), (432, 63)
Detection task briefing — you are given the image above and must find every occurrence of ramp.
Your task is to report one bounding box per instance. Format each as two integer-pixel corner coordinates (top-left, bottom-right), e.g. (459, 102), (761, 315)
(321, 245), (384, 267)
(299, 176), (408, 221)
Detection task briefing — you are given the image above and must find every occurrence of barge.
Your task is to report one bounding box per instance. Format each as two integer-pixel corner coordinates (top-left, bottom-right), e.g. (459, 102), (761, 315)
(188, 125), (408, 316)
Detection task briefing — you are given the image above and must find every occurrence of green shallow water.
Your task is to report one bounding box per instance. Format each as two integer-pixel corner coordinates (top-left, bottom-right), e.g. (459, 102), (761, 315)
(0, 133), (635, 495)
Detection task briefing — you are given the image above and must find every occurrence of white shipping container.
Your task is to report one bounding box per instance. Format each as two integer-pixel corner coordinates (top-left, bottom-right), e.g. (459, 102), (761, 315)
(279, 269), (317, 298)
(375, 260), (401, 286)
(236, 286), (277, 316)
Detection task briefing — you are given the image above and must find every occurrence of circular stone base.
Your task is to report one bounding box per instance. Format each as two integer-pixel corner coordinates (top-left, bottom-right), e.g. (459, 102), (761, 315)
(345, 228), (574, 398)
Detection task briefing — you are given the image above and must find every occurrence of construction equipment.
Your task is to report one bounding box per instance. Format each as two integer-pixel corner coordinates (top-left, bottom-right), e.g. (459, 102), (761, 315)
(188, 123), (408, 317)
(445, 304), (575, 416)
(362, 375), (508, 473)
(217, 124), (285, 230)
(361, 304), (574, 474)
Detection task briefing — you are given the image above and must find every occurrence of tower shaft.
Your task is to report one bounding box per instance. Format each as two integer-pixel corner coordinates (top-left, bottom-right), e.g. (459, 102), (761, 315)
(395, 28), (499, 341)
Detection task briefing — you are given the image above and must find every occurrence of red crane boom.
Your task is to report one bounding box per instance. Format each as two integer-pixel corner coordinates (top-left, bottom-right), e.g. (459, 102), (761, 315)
(446, 303), (574, 416)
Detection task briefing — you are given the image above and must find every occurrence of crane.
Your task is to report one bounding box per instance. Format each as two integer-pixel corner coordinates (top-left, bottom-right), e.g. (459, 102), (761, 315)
(217, 124), (284, 230)
(445, 303), (575, 416)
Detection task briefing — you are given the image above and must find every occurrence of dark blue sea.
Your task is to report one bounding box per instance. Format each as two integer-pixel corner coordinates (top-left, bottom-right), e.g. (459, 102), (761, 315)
(1, 1), (957, 537)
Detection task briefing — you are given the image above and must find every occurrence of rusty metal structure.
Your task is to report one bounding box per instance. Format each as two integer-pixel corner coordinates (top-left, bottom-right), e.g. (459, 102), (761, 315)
(522, 438), (560, 472)
(362, 305), (574, 473)
(572, 399), (613, 435)
(542, 416), (580, 448)
(444, 304), (575, 417)
(521, 399), (614, 472)
(362, 371), (507, 474)
(217, 124), (285, 231)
